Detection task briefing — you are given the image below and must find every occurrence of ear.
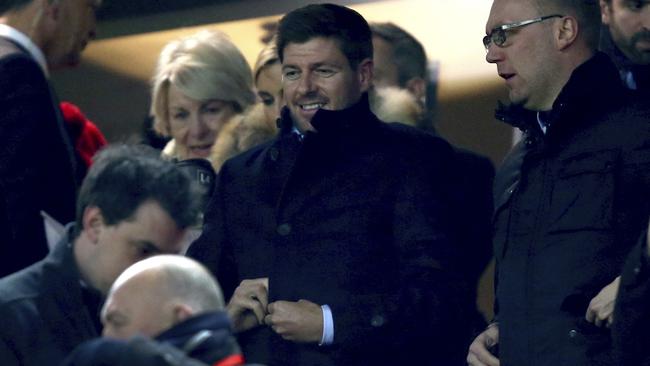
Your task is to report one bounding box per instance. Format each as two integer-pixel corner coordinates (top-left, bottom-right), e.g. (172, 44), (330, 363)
(599, 0), (612, 25)
(172, 303), (194, 324)
(405, 77), (427, 103)
(82, 206), (104, 244)
(555, 16), (579, 51)
(357, 58), (374, 93)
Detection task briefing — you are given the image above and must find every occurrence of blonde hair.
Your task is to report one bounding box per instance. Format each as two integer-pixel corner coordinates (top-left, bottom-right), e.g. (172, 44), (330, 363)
(253, 36), (280, 85)
(151, 29), (255, 135)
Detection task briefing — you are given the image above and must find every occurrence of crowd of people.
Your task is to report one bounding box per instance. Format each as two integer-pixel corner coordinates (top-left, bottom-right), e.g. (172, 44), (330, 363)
(0, 0), (648, 365)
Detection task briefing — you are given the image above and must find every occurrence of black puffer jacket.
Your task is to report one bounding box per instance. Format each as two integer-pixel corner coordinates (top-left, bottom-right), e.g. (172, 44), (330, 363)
(492, 52), (650, 366)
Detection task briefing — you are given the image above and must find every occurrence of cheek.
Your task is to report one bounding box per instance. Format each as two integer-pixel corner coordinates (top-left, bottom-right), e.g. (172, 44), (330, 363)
(169, 123), (189, 140)
(205, 113), (234, 134)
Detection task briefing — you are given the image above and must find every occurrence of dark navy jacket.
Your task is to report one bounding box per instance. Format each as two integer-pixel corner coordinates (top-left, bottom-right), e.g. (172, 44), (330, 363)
(492, 53), (650, 366)
(0, 230), (99, 365)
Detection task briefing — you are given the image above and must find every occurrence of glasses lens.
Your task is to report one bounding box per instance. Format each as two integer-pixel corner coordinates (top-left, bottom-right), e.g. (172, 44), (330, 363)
(483, 34), (491, 49)
(494, 29), (506, 46)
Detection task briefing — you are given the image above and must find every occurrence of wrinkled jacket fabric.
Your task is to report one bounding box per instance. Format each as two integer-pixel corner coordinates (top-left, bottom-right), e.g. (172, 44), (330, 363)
(189, 95), (469, 365)
(492, 53), (650, 366)
(0, 228), (99, 366)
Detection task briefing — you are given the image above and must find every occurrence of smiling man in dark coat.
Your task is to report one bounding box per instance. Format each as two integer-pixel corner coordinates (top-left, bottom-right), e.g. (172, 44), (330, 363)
(187, 3), (469, 365)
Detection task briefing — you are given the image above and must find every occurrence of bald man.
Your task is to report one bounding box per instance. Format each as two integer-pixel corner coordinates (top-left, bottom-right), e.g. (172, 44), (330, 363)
(63, 255), (245, 366)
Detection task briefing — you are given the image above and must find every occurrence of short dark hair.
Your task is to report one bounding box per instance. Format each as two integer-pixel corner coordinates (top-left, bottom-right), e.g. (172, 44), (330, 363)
(533, 0), (601, 49)
(276, 3), (372, 69)
(0, 0), (33, 14)
(371, 22), (428, 87)
(74, 144), (201, 237)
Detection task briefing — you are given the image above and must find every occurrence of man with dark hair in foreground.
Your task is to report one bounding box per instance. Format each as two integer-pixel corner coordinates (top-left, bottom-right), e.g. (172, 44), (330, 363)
(0, 145), (201, 366)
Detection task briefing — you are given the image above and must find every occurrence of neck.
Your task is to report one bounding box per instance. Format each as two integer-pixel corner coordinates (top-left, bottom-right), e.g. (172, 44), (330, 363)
(72, 233), (103, 295)
(540, 48), (595, 111)
(0, 4), (46, 49)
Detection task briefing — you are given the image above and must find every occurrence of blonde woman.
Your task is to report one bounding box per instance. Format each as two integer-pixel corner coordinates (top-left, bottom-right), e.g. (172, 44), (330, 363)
(209, 39), (281, 170)
(150, 30), (255, 164)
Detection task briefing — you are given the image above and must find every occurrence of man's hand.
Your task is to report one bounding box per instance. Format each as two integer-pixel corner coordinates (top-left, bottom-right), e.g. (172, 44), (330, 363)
(226, 278), (269, 333)
(467, 323), (500, 366)
(586, 276), (620, 327)
(264, 299), (323, 343)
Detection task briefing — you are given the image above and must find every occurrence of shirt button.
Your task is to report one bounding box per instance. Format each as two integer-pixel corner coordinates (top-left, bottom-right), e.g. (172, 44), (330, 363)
(277, 223), (291, 236)
(269, 148), (280, 162)
(568, 329), (578, 338)
(370, 315), (385, 327)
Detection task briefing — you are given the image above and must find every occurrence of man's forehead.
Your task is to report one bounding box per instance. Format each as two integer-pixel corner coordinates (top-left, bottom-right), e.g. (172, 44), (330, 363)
(487, 0), (536, 29)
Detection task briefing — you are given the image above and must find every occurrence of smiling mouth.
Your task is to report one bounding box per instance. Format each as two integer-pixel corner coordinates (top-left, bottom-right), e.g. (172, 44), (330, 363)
(300, 102), (325, 111)
(188, 143), (213, 154)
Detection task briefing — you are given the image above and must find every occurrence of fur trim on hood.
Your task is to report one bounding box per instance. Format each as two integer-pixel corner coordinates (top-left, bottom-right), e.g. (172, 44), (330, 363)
(209, 102), (277, 171)
(161, 103), (277, 172)
(369, 86), (424, 127)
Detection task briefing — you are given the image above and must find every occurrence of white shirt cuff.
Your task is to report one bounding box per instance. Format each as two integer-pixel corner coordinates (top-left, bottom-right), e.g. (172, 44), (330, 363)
(319, 304), (334, 346)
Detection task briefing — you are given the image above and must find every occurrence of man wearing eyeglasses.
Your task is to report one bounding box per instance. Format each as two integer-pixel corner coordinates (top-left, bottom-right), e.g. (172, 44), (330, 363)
(467, 0), (650, 365)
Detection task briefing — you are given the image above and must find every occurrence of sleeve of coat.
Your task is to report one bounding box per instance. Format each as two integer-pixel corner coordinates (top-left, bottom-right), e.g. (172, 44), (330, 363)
(329, 137), (472, 364)
(612, 230), (650, 366)
(0, 54), (58, 274)
(186, 163), (240, 300)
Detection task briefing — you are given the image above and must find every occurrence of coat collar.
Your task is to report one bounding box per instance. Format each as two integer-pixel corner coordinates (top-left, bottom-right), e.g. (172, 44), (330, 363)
(277, 93), (380, 139)
(496, 52), (628, 134)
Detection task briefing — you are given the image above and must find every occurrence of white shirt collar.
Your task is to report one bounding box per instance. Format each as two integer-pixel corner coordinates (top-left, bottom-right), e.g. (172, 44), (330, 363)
(0, 24), (49, 77)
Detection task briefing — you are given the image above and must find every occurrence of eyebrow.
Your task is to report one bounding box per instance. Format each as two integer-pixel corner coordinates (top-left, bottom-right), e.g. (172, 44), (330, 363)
(134, 241), (163, 255)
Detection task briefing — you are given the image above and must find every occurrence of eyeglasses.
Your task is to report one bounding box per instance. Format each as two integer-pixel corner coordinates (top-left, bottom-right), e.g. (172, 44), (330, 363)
(483, 14), (563, 50)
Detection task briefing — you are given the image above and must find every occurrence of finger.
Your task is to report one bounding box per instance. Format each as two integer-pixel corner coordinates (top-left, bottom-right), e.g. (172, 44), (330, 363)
(467, 352), (487, 366)
(264, 313), (273, 326)
(585, 307), (596, 323)
(236, 296), (267, 324)
(468, 338), (499, 366)
(606, 314), (614, 328)
(594, 315), (603, 328)
(475, 346), (500, 366)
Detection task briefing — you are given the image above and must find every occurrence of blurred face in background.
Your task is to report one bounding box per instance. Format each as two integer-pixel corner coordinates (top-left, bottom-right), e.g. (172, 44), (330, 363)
(45, 0), (100, 68)
(601, 0), (650, 65)
(256, 62), (284, 125)
(167, 84), (237, 159)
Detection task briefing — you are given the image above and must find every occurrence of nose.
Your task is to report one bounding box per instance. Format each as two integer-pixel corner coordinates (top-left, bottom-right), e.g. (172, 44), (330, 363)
(188, 115), (209, 139)
(642, 6), (650, 29)
(485, 44), (502, 64)
(296, 72), (316, 95)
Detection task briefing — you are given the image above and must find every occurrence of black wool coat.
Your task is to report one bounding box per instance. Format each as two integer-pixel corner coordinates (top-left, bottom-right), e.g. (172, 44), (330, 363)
(189, 95), (470, 365)
(0, 37), (79, 277)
